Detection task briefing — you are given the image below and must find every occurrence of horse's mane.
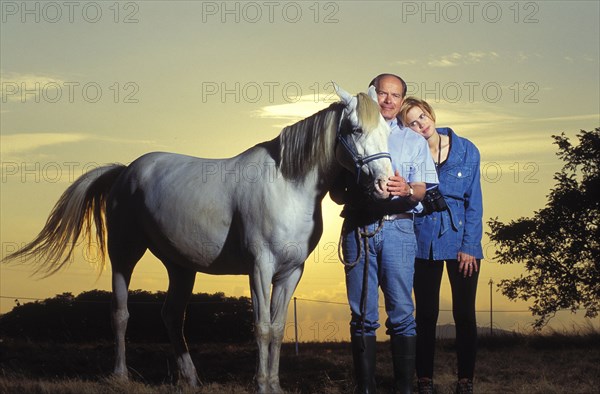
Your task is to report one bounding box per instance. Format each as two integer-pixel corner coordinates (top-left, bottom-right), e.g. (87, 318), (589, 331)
(355, 92), (381, 132)
(279, 93), (380, 180)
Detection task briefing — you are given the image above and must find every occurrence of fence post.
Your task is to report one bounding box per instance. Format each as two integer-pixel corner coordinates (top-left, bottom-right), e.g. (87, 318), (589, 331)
(294, 297), (299, 355)
(488, 278), (494, 335)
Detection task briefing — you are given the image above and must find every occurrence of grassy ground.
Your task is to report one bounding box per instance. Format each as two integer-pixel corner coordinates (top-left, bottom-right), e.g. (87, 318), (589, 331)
(0, 332), (598, 393)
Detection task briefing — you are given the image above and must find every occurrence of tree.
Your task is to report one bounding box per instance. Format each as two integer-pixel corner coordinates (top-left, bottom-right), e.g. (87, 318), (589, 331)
(488, 128), (599, 329)
(0, 290), (253, 342)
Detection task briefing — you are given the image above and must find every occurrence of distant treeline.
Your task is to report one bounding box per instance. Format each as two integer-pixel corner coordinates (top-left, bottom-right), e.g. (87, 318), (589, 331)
(0, 290), (254, 343)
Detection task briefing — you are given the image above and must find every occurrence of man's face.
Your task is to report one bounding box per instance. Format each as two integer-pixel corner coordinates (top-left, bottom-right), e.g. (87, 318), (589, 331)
(375, 76), (405, 121)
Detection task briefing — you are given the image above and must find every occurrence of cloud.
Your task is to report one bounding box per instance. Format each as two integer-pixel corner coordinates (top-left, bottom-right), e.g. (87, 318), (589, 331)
(529, 113), (600, 123)
(434, 107), (520, 127)
(0, 133), (160, 158)
(476, 134), (555, 161)
(396, 59), (419, 66)
(430, 106), (554, 160)
(1, 71), (66, 102)
(431, 107), (598, 162)
(427, 52), (463, 67)
(252, 95), (333, 126)
(396, 51), (503, 68)
(427, 51), (499, 67)
(516, 51), (530, 63)
(428, 105), (598, 130)
(0, 133), (88, 156)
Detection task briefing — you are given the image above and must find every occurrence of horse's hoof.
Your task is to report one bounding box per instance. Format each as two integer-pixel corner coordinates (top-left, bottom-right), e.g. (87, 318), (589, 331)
(105, 373), (129, 386)
(257, 383), (281, 394)
(184, 376), (200, 388)
(268, 380), (284, 394)
(110, 370), (129, 381)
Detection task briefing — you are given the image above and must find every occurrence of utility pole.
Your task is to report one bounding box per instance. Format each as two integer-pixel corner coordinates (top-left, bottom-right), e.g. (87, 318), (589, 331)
(488, 278), (494, 336)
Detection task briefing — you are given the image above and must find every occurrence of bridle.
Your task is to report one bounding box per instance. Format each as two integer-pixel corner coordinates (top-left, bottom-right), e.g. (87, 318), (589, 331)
(335, 109), (392, 184)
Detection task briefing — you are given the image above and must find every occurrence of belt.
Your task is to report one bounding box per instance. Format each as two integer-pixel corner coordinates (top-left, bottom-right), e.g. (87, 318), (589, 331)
(382, 213), (413, 221)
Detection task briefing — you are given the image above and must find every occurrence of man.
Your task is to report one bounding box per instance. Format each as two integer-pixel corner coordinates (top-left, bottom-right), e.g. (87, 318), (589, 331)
(331, 73), (438, 393)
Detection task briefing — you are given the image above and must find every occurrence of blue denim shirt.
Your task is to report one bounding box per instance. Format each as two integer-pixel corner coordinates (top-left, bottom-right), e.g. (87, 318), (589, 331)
(414, 127), (484, 260)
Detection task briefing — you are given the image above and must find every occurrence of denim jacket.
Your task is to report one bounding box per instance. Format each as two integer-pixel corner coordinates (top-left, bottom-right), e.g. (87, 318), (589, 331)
(414, 128), (484, 260)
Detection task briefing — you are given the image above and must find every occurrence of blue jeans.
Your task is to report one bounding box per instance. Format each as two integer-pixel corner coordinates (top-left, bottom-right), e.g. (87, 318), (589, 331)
(342, 218), (417, 337)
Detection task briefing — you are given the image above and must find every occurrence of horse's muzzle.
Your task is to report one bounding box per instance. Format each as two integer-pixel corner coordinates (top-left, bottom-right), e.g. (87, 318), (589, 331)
(373, 177), (391, 200)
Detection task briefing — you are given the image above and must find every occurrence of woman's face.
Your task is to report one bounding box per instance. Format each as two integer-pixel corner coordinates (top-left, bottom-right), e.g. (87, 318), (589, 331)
(405, 106), (436, 140)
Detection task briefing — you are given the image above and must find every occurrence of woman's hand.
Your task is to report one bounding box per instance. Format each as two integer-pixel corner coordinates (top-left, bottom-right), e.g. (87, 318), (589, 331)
(458, 252), (478, 277)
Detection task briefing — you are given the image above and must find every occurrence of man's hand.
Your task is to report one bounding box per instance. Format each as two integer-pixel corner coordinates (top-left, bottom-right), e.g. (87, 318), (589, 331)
(387, 170), (412, 197)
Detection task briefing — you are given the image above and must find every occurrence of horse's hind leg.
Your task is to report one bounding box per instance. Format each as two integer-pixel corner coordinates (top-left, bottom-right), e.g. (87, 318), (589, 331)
(108, 231), (146, 380)
(162, 262), (198, 387)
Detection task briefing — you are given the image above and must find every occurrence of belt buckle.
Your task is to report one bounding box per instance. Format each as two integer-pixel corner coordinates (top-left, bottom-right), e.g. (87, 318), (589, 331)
(383, 213), (413, 221)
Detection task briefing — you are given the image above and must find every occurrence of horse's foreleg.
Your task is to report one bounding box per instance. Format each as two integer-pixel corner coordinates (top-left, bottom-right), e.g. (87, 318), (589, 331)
(267, 265), (304, 393)
(162, 263), (198, 387)
(250, 263), (275, 394)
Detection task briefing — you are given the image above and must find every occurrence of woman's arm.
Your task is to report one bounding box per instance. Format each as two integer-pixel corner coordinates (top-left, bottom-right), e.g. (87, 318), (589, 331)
(460, 142), (484, 258)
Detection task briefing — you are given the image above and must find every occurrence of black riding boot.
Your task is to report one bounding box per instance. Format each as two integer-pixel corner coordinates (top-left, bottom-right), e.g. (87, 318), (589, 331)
(391, 335), (416, 394)
(351, 335), (377, 393)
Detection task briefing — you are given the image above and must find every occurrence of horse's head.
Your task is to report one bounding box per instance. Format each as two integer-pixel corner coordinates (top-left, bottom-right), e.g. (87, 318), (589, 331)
(334, 83), (393, 200)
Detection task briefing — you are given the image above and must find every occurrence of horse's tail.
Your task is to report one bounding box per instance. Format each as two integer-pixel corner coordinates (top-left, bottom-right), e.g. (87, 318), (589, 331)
(3, 164), (127, 277)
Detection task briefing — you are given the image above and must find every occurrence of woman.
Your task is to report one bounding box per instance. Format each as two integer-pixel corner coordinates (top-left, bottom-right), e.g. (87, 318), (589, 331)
(399, 98), (483, 394)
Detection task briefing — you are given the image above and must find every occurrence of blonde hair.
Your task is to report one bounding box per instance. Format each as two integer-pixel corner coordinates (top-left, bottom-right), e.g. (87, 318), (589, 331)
(399, 96), (436, 126)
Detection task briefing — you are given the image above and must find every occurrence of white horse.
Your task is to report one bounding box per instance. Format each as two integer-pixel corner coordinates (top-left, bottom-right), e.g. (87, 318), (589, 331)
(4, 84), (393, 393)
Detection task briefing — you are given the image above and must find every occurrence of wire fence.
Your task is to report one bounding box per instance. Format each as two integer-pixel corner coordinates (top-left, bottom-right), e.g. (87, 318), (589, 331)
(1, 294), (534, 312)
(3, 293), (593, 344)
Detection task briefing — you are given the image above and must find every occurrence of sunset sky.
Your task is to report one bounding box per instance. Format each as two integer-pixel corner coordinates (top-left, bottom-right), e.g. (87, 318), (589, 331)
(1, 1), (599, 341)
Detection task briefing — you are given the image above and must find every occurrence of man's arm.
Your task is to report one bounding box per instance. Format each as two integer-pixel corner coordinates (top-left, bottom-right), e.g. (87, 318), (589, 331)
(387, 171), (425, 203)
(329, 170), (367, 206)
(329, 175), (348, 205)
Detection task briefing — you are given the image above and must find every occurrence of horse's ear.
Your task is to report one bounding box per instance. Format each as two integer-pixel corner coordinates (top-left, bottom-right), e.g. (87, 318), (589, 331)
(367, 85), (378, 102)
(333, 82), (357, 110)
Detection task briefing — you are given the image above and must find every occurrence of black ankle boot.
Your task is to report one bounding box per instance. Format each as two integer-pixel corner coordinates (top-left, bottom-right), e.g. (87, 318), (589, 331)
(390, 335), (416, 394)
(417, 378), (434, 394)
(455, 379), (473, 394)
(351, 335), (377, 393)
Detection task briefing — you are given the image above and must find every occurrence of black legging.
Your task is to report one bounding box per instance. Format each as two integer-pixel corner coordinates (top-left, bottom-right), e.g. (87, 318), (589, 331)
(414, 258), (480, 379)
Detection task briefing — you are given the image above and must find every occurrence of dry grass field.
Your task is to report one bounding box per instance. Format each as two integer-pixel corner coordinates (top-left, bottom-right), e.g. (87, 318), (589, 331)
(0, 332), (598, 393)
